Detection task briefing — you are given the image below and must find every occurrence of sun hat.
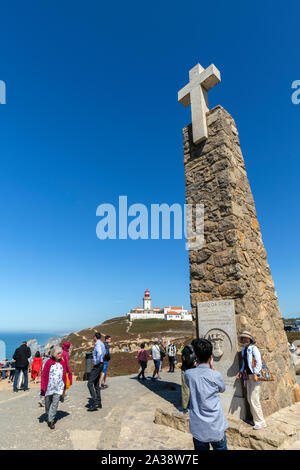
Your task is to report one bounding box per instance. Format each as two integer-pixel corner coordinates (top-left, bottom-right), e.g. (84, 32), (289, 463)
(238, 330), (256, 343)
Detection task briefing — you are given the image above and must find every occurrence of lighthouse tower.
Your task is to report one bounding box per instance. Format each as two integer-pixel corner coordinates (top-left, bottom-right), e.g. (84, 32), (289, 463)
(143, 289), (152, 311)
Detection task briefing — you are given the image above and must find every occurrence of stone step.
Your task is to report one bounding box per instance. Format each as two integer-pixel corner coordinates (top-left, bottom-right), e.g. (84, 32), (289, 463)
(286, 440), (300, 450)
(155, 403), (300, 450)
(226, 417), (298, 450)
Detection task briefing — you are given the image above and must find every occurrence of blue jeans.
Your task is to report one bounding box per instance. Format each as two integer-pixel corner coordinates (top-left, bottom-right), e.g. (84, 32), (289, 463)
(13, 368), (29, 391)
(193, 434), (228, 451)
(153, 359), (161, 373)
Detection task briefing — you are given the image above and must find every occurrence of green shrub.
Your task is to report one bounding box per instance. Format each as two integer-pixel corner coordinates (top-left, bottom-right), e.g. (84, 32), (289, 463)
(286, 331), (300, 343)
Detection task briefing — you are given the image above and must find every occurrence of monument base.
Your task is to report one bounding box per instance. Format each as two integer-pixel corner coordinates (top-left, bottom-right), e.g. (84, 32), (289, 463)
(220, 394), (247, 420)
(155, 402), (300, 450)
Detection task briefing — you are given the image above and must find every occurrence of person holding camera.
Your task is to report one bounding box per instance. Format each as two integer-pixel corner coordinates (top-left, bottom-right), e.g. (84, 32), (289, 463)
(185, 338), (228, 451)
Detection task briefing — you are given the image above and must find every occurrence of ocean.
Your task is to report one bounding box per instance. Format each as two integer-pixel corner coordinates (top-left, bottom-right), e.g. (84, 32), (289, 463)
(0, 331), (69, 360)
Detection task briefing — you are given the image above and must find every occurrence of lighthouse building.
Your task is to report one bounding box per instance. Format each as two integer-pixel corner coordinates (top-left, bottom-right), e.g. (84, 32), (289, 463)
(127, 289), (192, 321)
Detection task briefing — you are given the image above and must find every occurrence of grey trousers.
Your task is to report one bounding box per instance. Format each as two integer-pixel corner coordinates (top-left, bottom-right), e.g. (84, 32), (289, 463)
(45, 394), (61, 423)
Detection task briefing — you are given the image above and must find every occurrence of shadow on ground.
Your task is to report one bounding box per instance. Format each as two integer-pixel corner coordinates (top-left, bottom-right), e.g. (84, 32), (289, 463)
(130, 375), (182, 410)
(38, 410), (70, 424)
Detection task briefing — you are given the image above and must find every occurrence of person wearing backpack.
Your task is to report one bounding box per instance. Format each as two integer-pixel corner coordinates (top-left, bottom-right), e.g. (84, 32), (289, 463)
(168, 343), (177, 372)
(185, 339), (228, 450)
(236, 331), (267, 430)
(180, 341), (197, 411)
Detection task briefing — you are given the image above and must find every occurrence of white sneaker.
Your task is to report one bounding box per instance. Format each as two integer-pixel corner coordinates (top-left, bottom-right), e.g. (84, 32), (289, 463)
(253, 423), (267, 430)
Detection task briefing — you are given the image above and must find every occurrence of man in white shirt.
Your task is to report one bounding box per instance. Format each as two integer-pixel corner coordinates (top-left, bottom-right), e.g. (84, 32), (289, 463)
(87, 333), (106, 411)
(151, 341), (161, 380)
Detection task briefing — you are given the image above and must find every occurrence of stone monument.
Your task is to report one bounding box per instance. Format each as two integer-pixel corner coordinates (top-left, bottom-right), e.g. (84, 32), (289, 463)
(178, 62), (298, 418)
(197, 299), (246, 417)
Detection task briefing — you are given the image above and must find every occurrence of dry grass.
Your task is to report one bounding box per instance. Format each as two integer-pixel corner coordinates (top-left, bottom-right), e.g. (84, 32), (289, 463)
(66, 316), (196, 380)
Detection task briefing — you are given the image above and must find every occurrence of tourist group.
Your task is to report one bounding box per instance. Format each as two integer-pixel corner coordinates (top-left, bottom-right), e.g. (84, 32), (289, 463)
(1, 330), (268, 450)
(136, 330), (267, 450)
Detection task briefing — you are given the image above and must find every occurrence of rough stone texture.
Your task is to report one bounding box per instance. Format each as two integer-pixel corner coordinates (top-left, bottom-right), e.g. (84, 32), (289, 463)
(183, 105), (297, 416)
(155, 408), (190, 433)
(226, 402), (300, 450)
(155, 402), (300, 450)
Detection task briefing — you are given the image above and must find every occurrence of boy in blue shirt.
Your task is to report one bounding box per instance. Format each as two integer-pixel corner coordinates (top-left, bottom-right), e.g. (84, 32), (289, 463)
(185, 338), (228, 450)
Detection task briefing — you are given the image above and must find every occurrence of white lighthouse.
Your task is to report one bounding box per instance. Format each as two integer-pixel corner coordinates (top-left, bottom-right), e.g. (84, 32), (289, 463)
(126, 289), (192, 321)
(143, 288), (152, 311)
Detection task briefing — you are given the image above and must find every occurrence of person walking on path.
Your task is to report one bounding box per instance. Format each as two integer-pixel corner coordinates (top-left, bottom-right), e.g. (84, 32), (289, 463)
(137, 343), (150, 380)
(87, 332), (106, 411)
(168, 342), (177, 372)
(236, 331), (267, 430)
(151, 341), (162, 380)
(31, 351), (43, 384)
(100, 335), (111, 389)
(13, 341), (31, 392)
(185, 338), (228, 451)
(40, 346), (67, 430)
(61, 342), (73, 401)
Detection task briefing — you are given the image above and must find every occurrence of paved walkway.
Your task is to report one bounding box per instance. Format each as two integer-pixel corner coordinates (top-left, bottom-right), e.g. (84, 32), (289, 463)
(1, 373), (299, 450)
(0, 371), (193, 450)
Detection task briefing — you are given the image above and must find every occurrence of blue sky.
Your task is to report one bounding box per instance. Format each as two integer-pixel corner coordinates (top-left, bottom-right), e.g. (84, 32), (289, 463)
(0, 1), (299, 332)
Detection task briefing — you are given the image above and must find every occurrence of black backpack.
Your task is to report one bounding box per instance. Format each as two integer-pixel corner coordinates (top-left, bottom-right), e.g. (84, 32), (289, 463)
(181, 344), (196, 371)
(159, 345), (166, 360)
(103, 342), (111, 362)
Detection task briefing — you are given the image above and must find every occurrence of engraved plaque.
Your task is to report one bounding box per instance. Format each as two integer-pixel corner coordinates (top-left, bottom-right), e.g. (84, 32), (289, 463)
(197, 299), (246, 418)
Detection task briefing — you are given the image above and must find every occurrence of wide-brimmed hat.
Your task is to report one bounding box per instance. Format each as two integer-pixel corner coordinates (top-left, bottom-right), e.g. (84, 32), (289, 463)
(238, 331), (256, 343)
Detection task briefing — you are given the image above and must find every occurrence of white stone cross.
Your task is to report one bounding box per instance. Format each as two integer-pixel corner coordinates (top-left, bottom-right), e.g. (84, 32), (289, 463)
(178, 63), (221, 144)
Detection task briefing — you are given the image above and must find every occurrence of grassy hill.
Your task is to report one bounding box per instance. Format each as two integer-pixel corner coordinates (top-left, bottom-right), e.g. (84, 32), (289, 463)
(65, 316), (196, 379)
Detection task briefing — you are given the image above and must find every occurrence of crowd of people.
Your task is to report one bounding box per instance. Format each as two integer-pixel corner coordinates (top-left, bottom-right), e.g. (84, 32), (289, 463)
(135, 330), (268, 450)
(0, 329), (271, 450)
(136, 340), (177, 380)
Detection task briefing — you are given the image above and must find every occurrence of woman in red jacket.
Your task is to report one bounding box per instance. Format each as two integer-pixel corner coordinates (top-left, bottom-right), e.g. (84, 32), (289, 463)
(31, 351), (43, 384)
(41, 346), (67, 430)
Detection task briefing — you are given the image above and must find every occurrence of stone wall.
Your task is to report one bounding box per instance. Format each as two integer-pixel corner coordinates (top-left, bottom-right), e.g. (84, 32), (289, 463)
(183, 105), (297, 416)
